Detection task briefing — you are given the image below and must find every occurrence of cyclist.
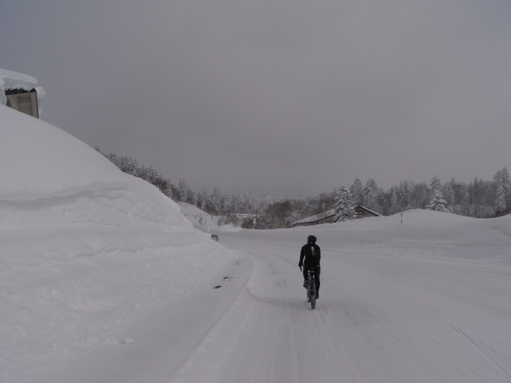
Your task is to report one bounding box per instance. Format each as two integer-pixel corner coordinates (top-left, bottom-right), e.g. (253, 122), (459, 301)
(298, 235), (321, 299)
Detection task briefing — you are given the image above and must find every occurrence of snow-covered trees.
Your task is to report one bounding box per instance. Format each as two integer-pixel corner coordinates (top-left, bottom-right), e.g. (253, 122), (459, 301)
(261, 200), (293, 229)
(222, 193), (233, 215)
(443, 182), (455, 212)
(363, 179), (378, 210)
(426, 189), (450, 212)
(494, 167), (511, 216)
(350, 178), (364, 206)
(105, 153), (139, 176)
(397, 181), (412, 211)
(99, 148), (509, 221)
(390, 189), (398, 214)
(178, 179), (189, 202)
(426, 177), (450, 213)
(102, 151), (173, 196)
(333, 186), (354, 222)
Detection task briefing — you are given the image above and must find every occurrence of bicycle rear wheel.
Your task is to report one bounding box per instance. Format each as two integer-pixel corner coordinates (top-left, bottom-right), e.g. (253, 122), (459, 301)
(309, 279), (316, 309)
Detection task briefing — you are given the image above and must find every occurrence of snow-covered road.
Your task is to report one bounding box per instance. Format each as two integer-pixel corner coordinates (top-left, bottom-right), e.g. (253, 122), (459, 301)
(169, 230), (511, 383)
(9, 220), (511, 383)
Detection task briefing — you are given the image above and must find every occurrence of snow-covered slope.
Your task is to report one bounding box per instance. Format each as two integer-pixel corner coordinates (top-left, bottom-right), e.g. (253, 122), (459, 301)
(240, 209), (511, 267)
(180, 213), (511, 383)
(0, 105), (188, 230)
(0, 105), (237, 382)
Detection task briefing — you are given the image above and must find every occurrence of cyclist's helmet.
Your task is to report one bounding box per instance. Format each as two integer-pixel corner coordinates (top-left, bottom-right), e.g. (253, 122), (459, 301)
(307, 235), (317, 244)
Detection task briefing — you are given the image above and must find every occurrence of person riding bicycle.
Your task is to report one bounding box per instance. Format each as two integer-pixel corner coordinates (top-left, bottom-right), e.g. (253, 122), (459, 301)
(299, 235), (321, 299)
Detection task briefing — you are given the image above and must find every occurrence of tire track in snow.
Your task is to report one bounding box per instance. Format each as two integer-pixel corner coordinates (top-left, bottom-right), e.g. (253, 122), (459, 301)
(451, 324), (511, 380)
(173, 233), (511, 383)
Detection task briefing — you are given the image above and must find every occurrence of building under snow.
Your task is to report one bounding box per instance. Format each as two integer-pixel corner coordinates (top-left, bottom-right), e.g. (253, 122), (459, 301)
(0, 68), (45, 118)
(292, 205), (381, 227)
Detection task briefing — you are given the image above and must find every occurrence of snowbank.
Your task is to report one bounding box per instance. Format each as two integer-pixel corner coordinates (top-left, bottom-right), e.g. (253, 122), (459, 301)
(246, 209), (511, 267)
(0, 105), (237, 382)
(0, 105), (188, 231)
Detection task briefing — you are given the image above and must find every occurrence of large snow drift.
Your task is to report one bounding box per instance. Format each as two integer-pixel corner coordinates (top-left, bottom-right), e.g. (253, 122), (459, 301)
(0, 105), (236, 382)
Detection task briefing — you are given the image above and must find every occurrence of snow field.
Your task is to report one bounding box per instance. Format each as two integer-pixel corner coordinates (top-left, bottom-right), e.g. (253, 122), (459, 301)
(1, 102), (511, 382)
(201, 220), (511, 383)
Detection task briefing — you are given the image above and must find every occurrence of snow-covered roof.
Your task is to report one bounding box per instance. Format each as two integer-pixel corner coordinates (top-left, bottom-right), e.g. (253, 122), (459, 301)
(293, 205), (382, 226)
(0, 68), (45, 116)
(355, 205), (382, 217)
(293, 208), (336, 225)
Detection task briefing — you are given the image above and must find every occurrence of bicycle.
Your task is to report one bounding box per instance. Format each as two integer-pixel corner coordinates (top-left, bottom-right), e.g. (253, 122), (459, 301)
(306, 268), (317, 309)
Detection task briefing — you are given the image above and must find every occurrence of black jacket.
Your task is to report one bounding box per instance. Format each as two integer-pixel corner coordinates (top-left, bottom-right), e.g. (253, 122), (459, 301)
(299, 242), (321, 269)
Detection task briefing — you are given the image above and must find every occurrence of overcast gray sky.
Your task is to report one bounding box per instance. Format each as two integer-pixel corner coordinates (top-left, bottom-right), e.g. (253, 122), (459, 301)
(2, 0), (510, 196)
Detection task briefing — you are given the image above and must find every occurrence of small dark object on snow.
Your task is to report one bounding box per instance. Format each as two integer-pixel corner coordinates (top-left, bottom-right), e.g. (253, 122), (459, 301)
(211, 234), (219, 241)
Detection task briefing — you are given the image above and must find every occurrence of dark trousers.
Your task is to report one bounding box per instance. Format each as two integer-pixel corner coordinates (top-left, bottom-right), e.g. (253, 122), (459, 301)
(303, 266), (320, 292)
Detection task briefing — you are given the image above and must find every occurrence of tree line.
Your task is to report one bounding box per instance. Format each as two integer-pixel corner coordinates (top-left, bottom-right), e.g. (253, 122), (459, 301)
(98, 149), (510, 228)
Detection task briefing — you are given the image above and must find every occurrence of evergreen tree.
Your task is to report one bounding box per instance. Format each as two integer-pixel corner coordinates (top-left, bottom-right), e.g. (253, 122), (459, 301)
(189, 190), (198, 206)
(106, 153), (139, 176)
(411, 182), (429, 209)
(162, 183), (173, 199)
(494, 167), (511, 215)
(178, 179), (189, 202)
(390, 188), (398, 214)
(443, 183), (455, 211)
(138, 165), (158, 184)
(333, 186), (354, 221)
(350, 178), (364, 206)
(506, 168), (511, 214)
(222, 193), (233, 215)
(430, 176), (443, 193)
(262, 200), (293, 229)
(363, 179), (378, 210)
(448, 178), (468, 215)
(426, 177), (450, 212)
(397, 180), (412, 211)
(211, 188), (222, 212)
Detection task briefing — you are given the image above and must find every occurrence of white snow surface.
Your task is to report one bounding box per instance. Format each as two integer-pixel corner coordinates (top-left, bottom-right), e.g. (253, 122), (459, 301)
(0, 105), (237, 382)
(1, 104), (511, 382)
